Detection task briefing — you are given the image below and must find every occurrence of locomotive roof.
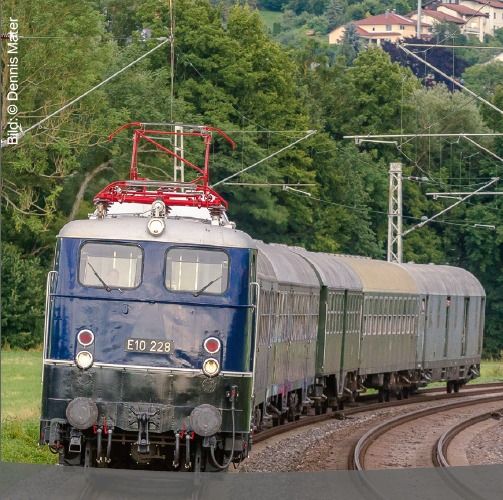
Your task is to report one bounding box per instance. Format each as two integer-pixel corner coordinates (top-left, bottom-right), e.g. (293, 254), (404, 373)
(399, 263), (485, 297)
(255, 242), (320, 287)
(58, 217), (256, 249)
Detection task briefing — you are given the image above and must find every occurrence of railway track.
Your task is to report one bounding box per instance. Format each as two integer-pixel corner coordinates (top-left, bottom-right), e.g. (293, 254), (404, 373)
(252, 382), (503, 446)
(434, 407), (503, 467)
(350, 391), (503, 471)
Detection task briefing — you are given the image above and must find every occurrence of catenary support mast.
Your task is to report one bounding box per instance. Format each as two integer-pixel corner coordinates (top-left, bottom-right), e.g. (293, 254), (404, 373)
(387, 162), (403, 263)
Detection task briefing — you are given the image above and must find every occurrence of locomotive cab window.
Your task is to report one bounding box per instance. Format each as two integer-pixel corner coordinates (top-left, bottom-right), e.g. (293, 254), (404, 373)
(79, 243), (143, 289)
(165, 248), (229, 294)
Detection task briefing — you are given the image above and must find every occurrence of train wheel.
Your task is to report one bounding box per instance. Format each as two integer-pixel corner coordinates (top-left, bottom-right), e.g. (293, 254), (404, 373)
(384, 389), (390, 402)
(447, 381), (453, 394)
(193, 443), (202, 473)
(83, 440), (94, 468)
(453, 381), (460, 393)
(272, 416), (279, 427)
(403, 387), (410, 399)
(314, 404), (321, 415)
(378, 390), (384, 403)
(321, 400), (328, 414)
(396, 389), (403, 401)
(337, 398), (345, 411)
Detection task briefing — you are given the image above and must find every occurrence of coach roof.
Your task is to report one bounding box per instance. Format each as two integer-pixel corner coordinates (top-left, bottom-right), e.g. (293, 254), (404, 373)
(255, 242), (320, 287)
(336, 255), (418, 293)
(58, 217), (256, 249)
(293, 249), (363, 291)
(400, 263), (485, 297)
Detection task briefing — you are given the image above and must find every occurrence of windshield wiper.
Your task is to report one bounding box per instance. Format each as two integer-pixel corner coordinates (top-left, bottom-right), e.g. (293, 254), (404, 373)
(87, 262), (113, 292)
(192, 276), (222, 297)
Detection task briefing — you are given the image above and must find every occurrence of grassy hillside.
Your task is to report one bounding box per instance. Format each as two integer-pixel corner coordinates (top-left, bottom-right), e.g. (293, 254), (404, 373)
(258, 9), (282, 31)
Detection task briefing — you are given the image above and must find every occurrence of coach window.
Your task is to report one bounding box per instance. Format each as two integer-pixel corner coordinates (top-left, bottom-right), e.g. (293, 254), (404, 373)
(165, 247), (229, 294)
(79, 242), (143, 289)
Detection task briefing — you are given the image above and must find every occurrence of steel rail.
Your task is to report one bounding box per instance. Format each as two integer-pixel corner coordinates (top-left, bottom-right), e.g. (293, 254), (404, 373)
(351, 393), (503, 471)
(252, 383), (503, 445)
(434, 408), (503, 467)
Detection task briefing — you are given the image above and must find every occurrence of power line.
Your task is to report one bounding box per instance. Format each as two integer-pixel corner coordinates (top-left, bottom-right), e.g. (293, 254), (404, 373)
(223, 182), (315, 187)
(399, 44), (503, 117)
(1, 37), (170, 147)
(403, 43), (503, 50)
(211, 130), (317, 188)
(345, 133), (503, 140)
(285, 187), (496, 228)
(402, 177), (500, 236)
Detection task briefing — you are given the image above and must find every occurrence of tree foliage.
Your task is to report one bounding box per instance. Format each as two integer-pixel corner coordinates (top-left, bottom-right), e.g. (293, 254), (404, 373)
(1, 0), (503, 356)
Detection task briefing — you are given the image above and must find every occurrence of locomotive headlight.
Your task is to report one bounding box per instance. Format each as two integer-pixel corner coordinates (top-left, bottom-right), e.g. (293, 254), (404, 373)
(75, 350), (94, 370)
(202, 358), (220, 377)
(147, 217), (165, 236)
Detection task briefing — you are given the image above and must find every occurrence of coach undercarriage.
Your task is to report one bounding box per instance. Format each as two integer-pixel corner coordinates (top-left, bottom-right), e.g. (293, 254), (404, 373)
(255, 362), (481, 426)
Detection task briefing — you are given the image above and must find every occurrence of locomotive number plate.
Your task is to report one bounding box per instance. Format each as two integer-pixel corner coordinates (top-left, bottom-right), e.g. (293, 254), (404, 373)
(125, 338), (173, 354)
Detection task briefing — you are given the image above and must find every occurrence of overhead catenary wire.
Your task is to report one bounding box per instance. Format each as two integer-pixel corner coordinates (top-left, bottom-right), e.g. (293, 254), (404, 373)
(462, 135), (503, 163)
(422, 0), (492, 53)
(398, 44), (503, 117)
(1, 37), (170, 147)
(285, 187), (498, 229)
(402, 177), (500, 236)
(404, 43), (503, 50)
(211, 130), (317, 188)
(223, 182), (315, 187)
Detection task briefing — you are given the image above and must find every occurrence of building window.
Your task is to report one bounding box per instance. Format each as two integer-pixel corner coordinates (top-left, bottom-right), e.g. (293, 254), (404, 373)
(400, 24), (405, 30)
(372, 26), (375, 31)
(386, 24), (392, 31)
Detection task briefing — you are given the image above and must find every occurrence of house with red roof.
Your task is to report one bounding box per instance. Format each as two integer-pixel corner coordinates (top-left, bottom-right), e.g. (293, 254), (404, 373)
(328, 2), (503, 47)
(328, 11), (431, 45)
(437, 3), (489, 41)
(458, 0), (503, 36)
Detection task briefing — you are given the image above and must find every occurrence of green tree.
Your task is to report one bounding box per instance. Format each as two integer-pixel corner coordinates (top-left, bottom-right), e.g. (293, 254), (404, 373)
(1, 244), (46, 348)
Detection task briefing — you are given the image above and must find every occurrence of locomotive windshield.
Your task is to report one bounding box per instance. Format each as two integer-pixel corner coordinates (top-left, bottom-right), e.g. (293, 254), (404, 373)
(79, 242), (143, 289)
(165, 247), (228, 294)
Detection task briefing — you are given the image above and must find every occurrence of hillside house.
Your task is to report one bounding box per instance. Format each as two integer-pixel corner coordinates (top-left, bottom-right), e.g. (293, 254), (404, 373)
(328, 11), (431, 45)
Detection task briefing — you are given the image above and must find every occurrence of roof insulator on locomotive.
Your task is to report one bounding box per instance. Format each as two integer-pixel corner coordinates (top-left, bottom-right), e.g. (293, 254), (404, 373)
(209, 206), (224, 226)
(151, 199), (167, 218)
(147, 200), (167, 236)
(96, 202), (108, 219)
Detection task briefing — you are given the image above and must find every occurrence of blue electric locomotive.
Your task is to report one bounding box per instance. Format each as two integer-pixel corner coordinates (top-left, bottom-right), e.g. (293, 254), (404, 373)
(40, 124), (258, 471)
